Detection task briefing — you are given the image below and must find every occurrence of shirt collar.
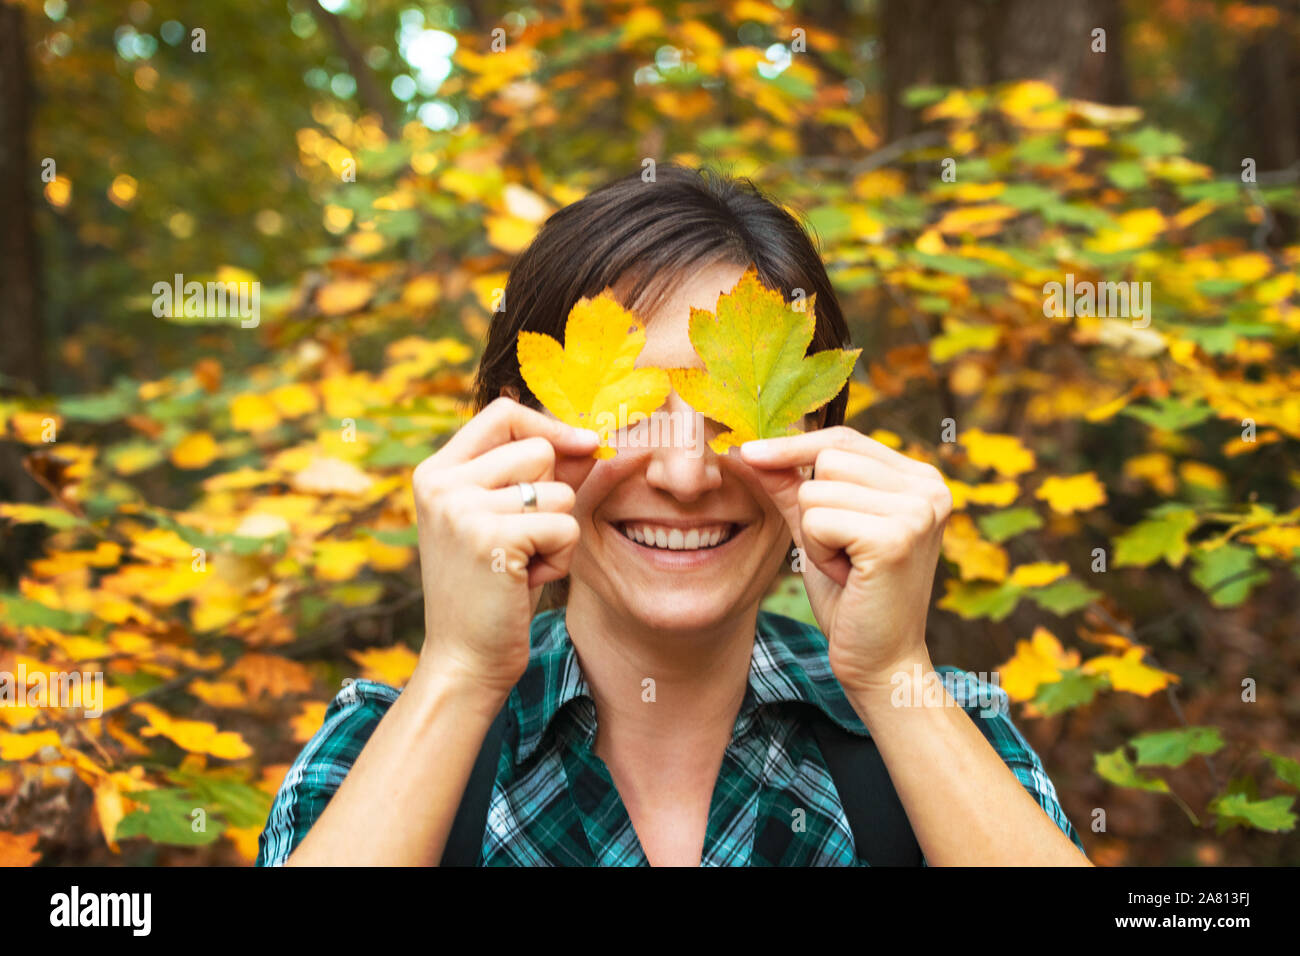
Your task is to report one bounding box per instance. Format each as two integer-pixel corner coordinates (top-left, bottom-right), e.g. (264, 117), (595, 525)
(511, 608), (869, 763)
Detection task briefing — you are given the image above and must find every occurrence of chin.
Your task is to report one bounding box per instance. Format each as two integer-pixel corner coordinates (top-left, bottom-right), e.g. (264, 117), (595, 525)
(618, 586), (745, 635)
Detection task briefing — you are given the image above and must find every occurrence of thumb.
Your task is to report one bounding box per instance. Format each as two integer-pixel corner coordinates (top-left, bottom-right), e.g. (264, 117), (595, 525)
(747, 463), (806, 550)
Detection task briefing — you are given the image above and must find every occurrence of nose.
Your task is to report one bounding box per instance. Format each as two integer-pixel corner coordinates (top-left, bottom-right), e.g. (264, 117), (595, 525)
(641, 392), (722, 502)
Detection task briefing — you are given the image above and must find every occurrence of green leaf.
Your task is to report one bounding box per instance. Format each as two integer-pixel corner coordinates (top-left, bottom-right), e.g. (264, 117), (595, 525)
(115, 788), (223, 846)
(363, 526), (418, 547)
(1094, 747), (1171, 793)
(1026, 578), (1101, 615)
(167, 771), (273, 829)
(911, 252), (996, 277)
(1104, 161), (1147, 190)
(57, 390), (134, 422)
(804, 205), (853, 244)
(1113, 508), (1200, 568)
(1209, 793), (1296, 833)
(976, 507), (1044, 543)
(0, 593), (91, 630)
(1190, 544), (1268, 607)
(901, 85), (949, 108)
(937, 580), (1023, 621)
(1031, 669), (1106, 715)
(1119, 398), (1215, 431)
(0, 504), (87, 530)
(1121, 126), (1186, 157)
(1263, 751), (1300, 790)
(1131, 726), (1225, 767)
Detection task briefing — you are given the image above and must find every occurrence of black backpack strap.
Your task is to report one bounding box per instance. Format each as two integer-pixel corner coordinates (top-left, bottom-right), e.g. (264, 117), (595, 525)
(441, 703), (511, 866)
(809, 710), (924, 866)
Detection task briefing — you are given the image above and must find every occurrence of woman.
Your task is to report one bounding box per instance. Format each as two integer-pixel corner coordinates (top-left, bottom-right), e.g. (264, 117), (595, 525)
(256, 164), (1089, 866)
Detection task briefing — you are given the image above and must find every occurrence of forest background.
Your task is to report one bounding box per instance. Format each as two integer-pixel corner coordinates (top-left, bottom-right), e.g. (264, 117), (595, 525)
(1, 0), (1298, 865)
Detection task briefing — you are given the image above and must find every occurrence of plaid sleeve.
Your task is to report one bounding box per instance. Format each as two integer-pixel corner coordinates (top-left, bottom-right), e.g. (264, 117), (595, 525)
(932, 665), (1087, 857)
(255, 679), (401, 866)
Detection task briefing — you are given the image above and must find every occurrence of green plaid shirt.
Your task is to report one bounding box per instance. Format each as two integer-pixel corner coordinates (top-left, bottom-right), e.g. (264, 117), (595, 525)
(257, 609), (1084, 866)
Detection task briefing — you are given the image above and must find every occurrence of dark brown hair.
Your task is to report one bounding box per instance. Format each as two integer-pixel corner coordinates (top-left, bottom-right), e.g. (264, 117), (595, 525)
(472, 163), (852, 423)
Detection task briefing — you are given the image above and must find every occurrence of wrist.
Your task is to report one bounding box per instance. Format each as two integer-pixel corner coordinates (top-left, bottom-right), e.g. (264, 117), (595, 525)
(836, 654), (939, 720)
(410, 651), (514, 718)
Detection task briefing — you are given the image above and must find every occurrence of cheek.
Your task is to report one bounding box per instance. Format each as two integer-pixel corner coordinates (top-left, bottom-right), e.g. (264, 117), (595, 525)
(571, 451), (652, 524)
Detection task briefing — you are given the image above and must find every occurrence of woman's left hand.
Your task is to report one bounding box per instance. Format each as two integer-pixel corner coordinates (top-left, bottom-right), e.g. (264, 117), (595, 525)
(739, 426), (953, 694)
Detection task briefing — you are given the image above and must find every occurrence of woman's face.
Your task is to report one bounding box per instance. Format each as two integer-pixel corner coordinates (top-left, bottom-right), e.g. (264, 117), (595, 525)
(565, 261), (793, 633)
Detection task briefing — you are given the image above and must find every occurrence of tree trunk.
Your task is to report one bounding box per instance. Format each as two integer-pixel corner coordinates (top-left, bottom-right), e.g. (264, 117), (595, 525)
(0, 4), (43, 397)
(883, 0), (1131, 138)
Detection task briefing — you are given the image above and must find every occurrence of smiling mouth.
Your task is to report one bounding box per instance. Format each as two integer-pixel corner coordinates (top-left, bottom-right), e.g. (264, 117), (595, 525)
(614, 521), (740, 552)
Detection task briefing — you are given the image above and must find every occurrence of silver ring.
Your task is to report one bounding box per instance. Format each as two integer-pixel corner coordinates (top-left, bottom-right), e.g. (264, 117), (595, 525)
(517, 481), (538, 512)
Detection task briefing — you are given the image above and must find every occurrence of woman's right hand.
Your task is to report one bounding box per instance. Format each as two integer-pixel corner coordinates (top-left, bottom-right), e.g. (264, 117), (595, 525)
(410, 397), (599, 699)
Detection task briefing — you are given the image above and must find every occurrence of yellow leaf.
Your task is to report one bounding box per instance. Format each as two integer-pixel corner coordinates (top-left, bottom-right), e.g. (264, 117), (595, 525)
(314, 539), (369, 582)
(170, 431), (218, 469)
(230, 393), (281, 432)
(1083, 648), (1178, 696)
(941, 514), (1009, 582)
(291, 701), (328, 742)
(268, 383), (319, 419)
(1088, 208), (1166, 253)
(946, 479), (1020, 509)
(0, 730), (61, 761)
(517, 291), (672, 458)
(666, 268), (860, 453)
(0, 831), (41, 866)
(934, 204), (1018, 236)
(227, 654), (314, 699)
(401, 274), (442, 310)
(844, 380), (877, 419)
(132, 702), (252, 759)
(997, 627), (1080, 701)
(225, 824), (262, 861)
(1008, 562), (1069, 588)
(350, 645), (418, 685)
(316, 278), (375, 316)
(1035, 472), (1107, 514)
(130, 528), (194, 562)
(485, 213), (539, 253)
(189, 680), (247, 708)
(960, 429), (1036, 477)
(915, 228), (947, 255)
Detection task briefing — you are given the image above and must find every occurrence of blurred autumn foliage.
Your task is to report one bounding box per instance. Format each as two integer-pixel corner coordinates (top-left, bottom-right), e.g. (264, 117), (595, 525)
(1, 0), (1298, 866)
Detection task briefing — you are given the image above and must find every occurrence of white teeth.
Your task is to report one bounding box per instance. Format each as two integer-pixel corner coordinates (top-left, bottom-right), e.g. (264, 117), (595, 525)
(620, 523), (735, 551)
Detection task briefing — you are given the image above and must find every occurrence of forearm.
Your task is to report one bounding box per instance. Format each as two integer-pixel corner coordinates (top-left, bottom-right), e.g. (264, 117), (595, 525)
(844, 662), (1091, 867)
(285, 662), (506, 866)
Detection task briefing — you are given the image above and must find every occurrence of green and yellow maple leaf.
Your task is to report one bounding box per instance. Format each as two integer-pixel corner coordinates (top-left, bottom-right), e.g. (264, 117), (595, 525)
(667, 267), (861, 454)
(516, 292), (672, 459)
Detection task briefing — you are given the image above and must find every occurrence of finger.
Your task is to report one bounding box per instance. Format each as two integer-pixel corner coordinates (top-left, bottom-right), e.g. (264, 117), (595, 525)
(485, 513), (580, 586)
(478, 480), (576, 515)
(740, 425), (936, 480)
(440, 397), (599, 465)
(797, 480), (935, 533)
(801, 508), (909, 585)
(456, 436), (558, 489)
(804, 449), (919, 494)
